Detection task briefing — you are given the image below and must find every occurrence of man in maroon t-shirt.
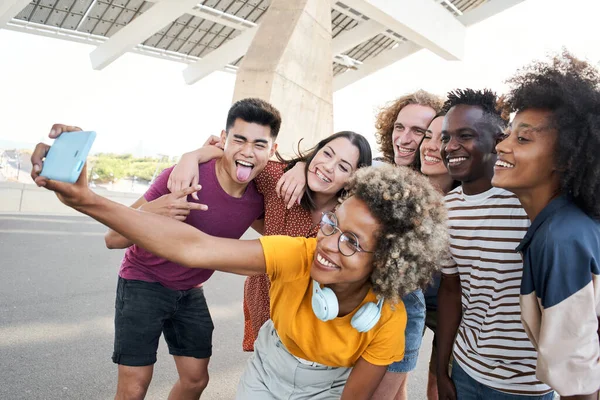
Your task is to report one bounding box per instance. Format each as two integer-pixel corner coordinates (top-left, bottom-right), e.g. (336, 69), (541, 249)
(54, 98), (281, 400)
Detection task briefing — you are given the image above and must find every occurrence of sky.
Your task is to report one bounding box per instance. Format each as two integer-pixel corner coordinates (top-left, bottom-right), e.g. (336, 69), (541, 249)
(1, 0), (599, 157)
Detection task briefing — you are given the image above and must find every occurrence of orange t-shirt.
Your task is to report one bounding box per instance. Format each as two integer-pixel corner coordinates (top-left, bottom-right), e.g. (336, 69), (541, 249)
(260, 235), (407, 367)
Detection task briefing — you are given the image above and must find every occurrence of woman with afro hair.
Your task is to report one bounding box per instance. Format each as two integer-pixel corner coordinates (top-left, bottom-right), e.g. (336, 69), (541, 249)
(492, 51), (600, 399)
(31, 131), (449, 400)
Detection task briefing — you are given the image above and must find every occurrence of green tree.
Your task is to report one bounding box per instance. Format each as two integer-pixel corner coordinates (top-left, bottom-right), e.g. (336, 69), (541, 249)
(90, 153), (171, 183)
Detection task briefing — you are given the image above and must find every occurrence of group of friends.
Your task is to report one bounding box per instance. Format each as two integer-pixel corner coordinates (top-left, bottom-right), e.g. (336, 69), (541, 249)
(30, 51), (599, 400)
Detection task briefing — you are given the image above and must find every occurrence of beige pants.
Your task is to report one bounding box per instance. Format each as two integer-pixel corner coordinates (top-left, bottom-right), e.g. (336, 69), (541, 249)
(236, 320), (352, 399)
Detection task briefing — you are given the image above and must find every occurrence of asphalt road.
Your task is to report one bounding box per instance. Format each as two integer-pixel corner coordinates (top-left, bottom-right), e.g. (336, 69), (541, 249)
(0, 213), (432, 400)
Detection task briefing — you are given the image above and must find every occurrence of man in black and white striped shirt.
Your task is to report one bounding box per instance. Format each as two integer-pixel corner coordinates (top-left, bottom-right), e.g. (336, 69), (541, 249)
(436, 89), (554, 400)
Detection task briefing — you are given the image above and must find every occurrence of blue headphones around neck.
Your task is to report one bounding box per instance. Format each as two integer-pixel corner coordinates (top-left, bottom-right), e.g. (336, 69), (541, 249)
(311, 280), (384, 333)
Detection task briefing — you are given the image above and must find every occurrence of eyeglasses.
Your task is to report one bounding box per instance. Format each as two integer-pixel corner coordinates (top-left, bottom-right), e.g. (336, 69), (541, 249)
(319, 212), (374, 257)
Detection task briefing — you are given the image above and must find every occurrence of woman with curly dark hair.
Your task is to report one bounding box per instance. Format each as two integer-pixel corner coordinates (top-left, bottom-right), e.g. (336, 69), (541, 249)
(32, 130), (449, 399)
(492, 51), (600, 398)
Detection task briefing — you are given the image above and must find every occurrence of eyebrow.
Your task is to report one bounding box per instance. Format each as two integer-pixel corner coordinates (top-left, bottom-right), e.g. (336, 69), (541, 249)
(515, 122), (538, 130)
(326, 145), (354, 170)
(441, 127), (478, 135)
(395, 122), (427, 132)
(233, 134), (269, 144)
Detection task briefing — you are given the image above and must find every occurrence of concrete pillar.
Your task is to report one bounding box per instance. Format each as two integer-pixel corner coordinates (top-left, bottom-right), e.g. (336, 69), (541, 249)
(232, 0), (333, 156)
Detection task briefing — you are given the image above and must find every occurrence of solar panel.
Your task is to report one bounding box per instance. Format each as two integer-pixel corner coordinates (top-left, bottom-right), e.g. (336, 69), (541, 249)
(9, 0), (491, 74)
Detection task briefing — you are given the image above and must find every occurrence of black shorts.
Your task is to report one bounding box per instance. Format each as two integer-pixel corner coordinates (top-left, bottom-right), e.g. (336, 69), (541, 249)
(112, 277), (214, 366)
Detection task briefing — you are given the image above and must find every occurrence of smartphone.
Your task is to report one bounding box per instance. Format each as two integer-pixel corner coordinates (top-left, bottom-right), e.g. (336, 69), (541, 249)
(41, 131), (96, 183)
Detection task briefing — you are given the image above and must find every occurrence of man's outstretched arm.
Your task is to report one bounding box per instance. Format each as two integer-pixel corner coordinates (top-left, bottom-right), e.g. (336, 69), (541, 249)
(82, 188), (265, 275)
(48, 179), (265, 276)
(104, 196), (147, 249)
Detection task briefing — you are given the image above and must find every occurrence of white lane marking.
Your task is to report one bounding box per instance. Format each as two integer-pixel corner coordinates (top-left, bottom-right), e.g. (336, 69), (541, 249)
(0, 229), (104, 236)
(0, 216), (98, 225)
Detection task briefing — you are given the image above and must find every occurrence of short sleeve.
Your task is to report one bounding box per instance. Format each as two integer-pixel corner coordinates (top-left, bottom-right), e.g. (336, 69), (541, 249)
(143, 166), (174, 202)
(533, 235), (600, 395)
(440, 250), (458, 275)
(259, 236), (316, 283)
(255, 161), (285, 195)
(536, 236), (595, 309)
(361, 302), (407, 366)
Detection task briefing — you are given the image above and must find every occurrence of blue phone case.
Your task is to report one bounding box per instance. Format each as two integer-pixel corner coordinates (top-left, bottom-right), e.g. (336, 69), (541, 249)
(41, 131), (96, 183)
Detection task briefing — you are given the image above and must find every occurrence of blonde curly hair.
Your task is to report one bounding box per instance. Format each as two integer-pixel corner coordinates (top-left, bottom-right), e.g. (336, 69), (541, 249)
(375, 90), (444, 166)
(345, 164), (449, 304)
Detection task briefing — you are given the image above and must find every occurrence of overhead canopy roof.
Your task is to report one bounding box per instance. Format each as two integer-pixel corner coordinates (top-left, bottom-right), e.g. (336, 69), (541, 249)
(1, 0), (525, 90)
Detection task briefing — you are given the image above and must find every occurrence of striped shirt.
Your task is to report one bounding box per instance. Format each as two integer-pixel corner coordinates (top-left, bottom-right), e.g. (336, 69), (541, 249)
(442, 186), (552, 395)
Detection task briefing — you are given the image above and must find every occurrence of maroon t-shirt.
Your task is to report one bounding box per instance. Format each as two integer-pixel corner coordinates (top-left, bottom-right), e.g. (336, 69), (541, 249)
(119, 159), (264, 290)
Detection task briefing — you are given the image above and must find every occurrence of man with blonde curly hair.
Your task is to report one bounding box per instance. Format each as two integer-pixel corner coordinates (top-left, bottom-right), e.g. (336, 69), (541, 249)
(372, 90), (445, 400)
(374, 90), (444, 170)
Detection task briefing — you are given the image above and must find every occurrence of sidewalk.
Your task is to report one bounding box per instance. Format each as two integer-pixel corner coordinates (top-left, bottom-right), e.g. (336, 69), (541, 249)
(0, 181), (140, 215)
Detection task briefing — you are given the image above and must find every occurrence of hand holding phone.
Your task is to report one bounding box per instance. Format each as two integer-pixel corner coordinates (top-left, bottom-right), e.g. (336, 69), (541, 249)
(31, 124), (98, 209)
(40, 130), (96, 183)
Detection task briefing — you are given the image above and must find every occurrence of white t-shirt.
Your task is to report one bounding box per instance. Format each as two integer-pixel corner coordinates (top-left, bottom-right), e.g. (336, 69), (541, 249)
(443, 186), (552, 395)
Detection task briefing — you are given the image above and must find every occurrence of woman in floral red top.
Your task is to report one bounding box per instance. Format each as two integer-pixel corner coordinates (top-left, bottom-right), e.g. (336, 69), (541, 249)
(170, 131), (372, 350)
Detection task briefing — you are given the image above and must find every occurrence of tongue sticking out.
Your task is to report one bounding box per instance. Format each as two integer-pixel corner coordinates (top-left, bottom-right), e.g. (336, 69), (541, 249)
(236, 164), (253, 182)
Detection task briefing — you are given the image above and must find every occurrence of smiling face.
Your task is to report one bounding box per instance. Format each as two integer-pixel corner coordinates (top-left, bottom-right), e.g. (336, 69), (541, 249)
(420, 116), (449, 177)
(306, 137), (360, 196)
(391, 104), (437, 166)
(492, 108), (559, 195)
(311, 196), (380, 286)
(440, 105), (498, 185)
(220, 118), (276, 184)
